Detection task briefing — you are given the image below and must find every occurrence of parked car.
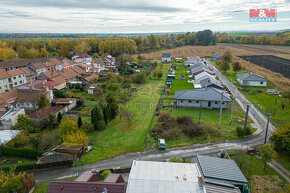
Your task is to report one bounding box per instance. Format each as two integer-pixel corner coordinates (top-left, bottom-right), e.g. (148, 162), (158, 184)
(158, 138), (166, 150)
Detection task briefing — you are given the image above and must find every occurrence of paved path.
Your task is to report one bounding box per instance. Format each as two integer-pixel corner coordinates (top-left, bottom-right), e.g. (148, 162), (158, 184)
(34, 59), (275, 182)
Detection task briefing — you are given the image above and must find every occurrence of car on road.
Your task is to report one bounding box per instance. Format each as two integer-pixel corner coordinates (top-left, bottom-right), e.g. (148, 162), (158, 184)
(158, 138), (166, 150)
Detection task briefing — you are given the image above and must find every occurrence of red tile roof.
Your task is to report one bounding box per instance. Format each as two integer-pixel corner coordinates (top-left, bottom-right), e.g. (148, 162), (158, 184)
(71, 66), (86, 75)
(42, 70), (61, 79)
(17, 89), (49, 103)
(0, 69), (10, 79)
(22, 67), (37, 77)
(0, 57), (50, 69)
(50, 58), (62, 66)
(29, 106), (63, 119)
(47, 181), (127, 193)
(7, 69), (25, 76)
(31, 62), (46, 69)
(44, 61), (56, 68)
(59, 68), (78, 80)
(74, 58), (84, 63)
(51, 75), (66, 85)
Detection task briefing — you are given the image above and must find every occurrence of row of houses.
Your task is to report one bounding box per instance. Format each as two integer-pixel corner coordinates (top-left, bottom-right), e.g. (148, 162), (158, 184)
(174, 56), (231, 109)
(47, 155), (248, 193)
(0, 53), (117, 129)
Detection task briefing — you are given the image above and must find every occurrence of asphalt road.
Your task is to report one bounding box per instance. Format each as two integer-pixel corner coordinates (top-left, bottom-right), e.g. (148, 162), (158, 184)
(34, 59), (276, 182)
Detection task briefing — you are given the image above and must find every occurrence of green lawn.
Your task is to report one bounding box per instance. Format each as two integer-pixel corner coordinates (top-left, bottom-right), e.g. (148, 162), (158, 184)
(33, 177), (77, 193)
(159, 100), (251, 147)
(168, 64), (193, 95)
(212, 60), (290, 129)
(74, 63), (172, 165)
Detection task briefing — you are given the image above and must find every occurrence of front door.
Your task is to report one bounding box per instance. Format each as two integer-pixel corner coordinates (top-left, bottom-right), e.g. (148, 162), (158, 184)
(208, 101), (211, 107)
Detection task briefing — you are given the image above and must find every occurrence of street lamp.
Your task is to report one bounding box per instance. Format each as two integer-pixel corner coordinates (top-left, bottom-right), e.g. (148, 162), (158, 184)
(264, 113), (271, 144)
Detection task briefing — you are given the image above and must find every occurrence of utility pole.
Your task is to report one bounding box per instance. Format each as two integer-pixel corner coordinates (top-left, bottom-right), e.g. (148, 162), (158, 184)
(218, 92), (224, 129)
(244, 104), (250, 134)
(264, 113), (271, 144)
(198, 101), (202, 125)
(230, 97), (235, 125)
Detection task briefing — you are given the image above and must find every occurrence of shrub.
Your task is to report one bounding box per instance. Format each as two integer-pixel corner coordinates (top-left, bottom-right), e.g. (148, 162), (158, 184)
(182, 123), (206, 138)
(169, 156), (183, 163)
(59, 117), (78, 134)
(39, 135), (60, 150)
(100, 170), (111, 181)
(131, 72), (146, 84)
(63, 129), (88, 146)
(160, 129), (181, 140)
(80, 122), (95, 133)
(236, 126), (244, 137)
(6, 131), (29, 148)
(177, 116), (193, 126)
(270, 123), (290, 152)
(165, 89), (171, 95)
(184, 159), (191, 163)
(157, 113), (176, 130)
(29, 135), (41, 150)
(0, 146), (44, 159)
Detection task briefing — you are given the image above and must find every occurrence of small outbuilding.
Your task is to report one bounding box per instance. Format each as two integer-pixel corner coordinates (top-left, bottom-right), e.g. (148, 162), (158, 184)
(211, 54), (222, 61)
(162, 53), (171, 62)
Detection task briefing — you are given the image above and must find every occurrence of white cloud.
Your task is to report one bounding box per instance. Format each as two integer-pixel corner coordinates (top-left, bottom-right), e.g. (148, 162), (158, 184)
(0, 0), (289, 32)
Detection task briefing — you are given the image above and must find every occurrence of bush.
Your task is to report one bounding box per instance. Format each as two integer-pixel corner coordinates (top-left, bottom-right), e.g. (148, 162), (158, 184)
(0, 162), (38, 172)
(80, 122), (95, 133)
(29, 135), (41, 150)
(176, 116), (193, 126)
(236, 126), (244, 137)
(169, 156), (183, 163)
(100, 170), (111, 181)
(160, 129), (181, 140)
(39, 135), (60, 150)
(6, 131), (29, 148)
(131, 72), (146, 84)
(0, 146), (44, 159)
(270, 123), (290, 152)
(182, 123), (206, 138)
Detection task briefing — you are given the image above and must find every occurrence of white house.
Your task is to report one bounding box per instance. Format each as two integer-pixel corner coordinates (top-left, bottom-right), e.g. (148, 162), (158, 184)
(0, 108), (25, 129)
(162, 53), (171, 62)
(237, 72), (267, 87)
(7, 69), (26, 88)
(175, 87), (232, 109)
(0, 69), (11, 93)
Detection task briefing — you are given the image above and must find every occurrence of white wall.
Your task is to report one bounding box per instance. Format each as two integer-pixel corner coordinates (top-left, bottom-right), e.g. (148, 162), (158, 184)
(237, 79), (267, 87)
(177, 99), (229, 109)
(162, 57), (171, 62)
(0, 78), (9, 93)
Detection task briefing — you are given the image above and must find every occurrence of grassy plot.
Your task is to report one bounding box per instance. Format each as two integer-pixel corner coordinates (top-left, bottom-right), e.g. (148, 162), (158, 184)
(212, 60), (290, 129)
(74, 63), (171, 166)
(33, 177), (77, 193)
(230, 151), (288, 193)
(275, 151), (290, 171)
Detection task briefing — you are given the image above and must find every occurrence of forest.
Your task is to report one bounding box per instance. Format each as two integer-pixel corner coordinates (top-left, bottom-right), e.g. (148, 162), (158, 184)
(0, 30), (215, 60)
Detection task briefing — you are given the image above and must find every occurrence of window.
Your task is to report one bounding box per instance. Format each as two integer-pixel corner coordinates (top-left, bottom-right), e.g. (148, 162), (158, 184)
(222, 102), (225, 104)
(215, 102), (218, 104)
(188, 100), (192, 103)
(0, 87), (2, 89)
(260, 81), (263, 84)
(19, 80), (23, 84)
(13, 77), (16, 80)
(196, 101), (199, 103)
(14, 82), (17, 85)
(18, 75), (21, 78)
(180, 100), (183, 103)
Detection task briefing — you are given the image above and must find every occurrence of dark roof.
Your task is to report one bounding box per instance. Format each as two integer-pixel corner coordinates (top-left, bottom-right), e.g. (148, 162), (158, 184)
(197, 155), (248, 184)
(190, 66), (214, 76)
(211, 54), (222, 58)
(47, 181), (127, 193)
(53, 143), (83, 154)
(205, 182), (241, 193)
(0, 57), (50, 69)
(162, 53), (171, 58)
(175, 87), (231, 102)
(37, 151), (74, 165)
(199, 77), (223, 89)
(236, 72), (266, 82)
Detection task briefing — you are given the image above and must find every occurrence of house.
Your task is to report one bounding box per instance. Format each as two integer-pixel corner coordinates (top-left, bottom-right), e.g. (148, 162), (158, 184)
(126, 160), (205, 193)
(72, 53), (92, 62)
(194, 71), (215, 80)
(7, 69), (26, 88)
(87, 86), (103, 95)
(0, 69), (11, 93)
(0, 57), (49, 72)
(190, 66), (214, 77)
(195, 75), (223, 90)
(20, 79), (54, 100)
(37, 143), (85, 168)
(50, 58), (63, 71)
(237, 71), (267, 87)
(197, 155), (248, 192)
(54, 98), (77, 111)
(0, 89), (19, 108)
(0, 108), (25, 129)
(184, 56), (202, 67)
(162, 53), (171, 62)
(29, 106), (64, 121)
(49, 75), (67, 90)
(22, 67), (38, 82)
(189, 63), (205, 70)
(267, 89), (280, 95)
(59, 68), (78, 81)
(28, 62), (47, 75)
(0, 130), (21, 146)
(175, 87), (232, 109)
(83, 73), (98, 83)
(74, 58), (84, 66)
(211, 54), (222, 61)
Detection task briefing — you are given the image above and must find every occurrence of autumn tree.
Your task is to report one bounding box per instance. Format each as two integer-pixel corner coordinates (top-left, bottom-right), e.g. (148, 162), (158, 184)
(270, 123), (290, 152)
(63, 129), (88, 146)
(220, 60), (230, 72)
(232, 62), (241, 73)
(14, 114), (33, 133)
(257, 144), (277, 170)
(59, 117), (78, 134)
(222, 50), (232, 63)
(37, 94), (50, 108)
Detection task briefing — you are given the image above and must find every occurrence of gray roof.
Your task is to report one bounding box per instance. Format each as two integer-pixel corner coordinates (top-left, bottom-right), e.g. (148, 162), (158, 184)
(191, 66), (214, 76)
(211, 54), (222, 59)
(184, 58), (202, 65)
(236, 72), (267, 82)
(189, 63), (204, 69)
(205, 182), (241, 193)
(197, 155), (248, 184)
(175, 87), (231, 102)
(162, 53), (171, 58)
(199, 77), (223, 89)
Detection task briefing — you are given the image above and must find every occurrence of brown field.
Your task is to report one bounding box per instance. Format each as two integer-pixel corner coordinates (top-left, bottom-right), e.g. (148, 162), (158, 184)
(133, 44), (290, 91)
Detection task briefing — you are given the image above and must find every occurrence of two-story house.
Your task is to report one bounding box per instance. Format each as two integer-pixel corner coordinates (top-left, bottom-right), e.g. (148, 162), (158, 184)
(7, 70), (26, 88)
(0, 69), (10, 93)
(28, 62), (47, 75)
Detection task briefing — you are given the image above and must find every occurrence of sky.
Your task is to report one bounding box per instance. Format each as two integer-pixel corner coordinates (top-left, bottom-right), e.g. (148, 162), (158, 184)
(0, 0), (289, 33)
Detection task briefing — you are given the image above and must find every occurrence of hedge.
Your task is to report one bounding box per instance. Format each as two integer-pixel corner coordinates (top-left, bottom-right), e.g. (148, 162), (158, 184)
(0, 146), (45, 159)
(0, 161), (37, 172)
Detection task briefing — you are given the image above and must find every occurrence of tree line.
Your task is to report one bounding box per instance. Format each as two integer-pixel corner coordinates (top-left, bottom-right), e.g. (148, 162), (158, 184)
(0, 30), (216, 60)
(216, 31), (290, 46)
